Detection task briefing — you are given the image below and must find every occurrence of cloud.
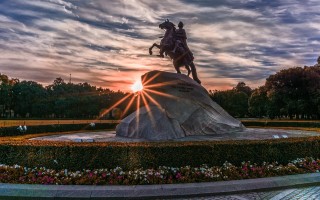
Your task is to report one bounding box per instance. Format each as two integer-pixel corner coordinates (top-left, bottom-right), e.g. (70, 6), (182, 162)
(0, 0), (319, 91)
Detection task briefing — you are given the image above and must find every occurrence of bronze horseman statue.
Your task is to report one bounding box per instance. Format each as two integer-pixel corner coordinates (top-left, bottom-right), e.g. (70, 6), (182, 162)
(149, 20), (201, 84)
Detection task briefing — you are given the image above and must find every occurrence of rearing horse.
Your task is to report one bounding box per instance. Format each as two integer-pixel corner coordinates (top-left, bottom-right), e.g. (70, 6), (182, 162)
(149, 20), (201, 84)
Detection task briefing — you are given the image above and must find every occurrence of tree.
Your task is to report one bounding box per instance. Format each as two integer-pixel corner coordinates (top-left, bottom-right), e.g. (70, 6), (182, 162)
(234, 82), (252, 96)
(12, 81), (47, 117)
(0, 74), (19, 117)
(264, 66), (320, 119)
(248, 86), (268, 118)
(210, 87), (249, 118)
(0, 73), (9, 84)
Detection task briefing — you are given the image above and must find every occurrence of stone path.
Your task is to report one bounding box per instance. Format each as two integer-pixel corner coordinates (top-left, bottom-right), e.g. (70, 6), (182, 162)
(168, 186), (320, 200)
(31, 128), (319, 142)
(1, 173), (320, 199)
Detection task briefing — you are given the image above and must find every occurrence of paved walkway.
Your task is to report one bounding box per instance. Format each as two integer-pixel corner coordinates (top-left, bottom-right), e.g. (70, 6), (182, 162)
(170, 186), (320, 199)
(31, 128), (320, 142)
(1, 173), (319, 199)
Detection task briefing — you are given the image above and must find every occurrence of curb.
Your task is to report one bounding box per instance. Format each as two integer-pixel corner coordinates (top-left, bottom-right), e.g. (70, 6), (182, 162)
(0, 173), (320, 199)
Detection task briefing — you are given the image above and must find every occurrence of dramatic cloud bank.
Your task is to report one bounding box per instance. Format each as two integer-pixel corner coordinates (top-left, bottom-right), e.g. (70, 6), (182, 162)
(0, 0), (319, 91)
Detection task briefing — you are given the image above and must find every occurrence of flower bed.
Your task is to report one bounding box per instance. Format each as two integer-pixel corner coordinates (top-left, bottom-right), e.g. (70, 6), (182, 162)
(0, 157), (319, 185)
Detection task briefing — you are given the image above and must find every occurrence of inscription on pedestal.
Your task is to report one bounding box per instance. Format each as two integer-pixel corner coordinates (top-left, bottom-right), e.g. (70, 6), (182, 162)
(171, 83), (194, 93)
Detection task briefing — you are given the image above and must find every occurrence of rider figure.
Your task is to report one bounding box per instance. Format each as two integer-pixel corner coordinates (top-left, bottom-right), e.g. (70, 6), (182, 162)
(172, 22), (193, 60)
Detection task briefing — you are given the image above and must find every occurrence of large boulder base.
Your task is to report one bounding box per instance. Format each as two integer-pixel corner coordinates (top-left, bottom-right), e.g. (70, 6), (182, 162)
(116, 70), (244, 140)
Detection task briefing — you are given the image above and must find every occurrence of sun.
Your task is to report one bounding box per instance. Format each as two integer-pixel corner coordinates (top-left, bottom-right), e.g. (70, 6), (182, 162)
(131, 79), (143, 93)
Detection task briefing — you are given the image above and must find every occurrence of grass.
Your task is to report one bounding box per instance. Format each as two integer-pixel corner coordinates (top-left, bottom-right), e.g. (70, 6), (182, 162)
(247, 126), (320, 133)
(1, 119), (319, 128)
(0, 129), (116, 143)
(241, 119), (320, 122)
(0, 119), (120, 127)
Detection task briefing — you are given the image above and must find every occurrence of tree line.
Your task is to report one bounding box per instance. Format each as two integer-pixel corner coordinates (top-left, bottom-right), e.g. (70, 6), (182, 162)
(1, 64), (320, 119)
(210, 65), (320, 119)
(0, 76), (132, 119)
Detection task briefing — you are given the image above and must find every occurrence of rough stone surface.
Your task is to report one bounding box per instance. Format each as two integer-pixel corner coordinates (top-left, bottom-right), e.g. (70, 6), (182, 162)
(116, 70), (244, 140)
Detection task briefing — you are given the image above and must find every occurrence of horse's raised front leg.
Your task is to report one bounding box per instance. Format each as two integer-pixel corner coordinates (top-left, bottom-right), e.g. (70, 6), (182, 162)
(149, 43), (160, 55)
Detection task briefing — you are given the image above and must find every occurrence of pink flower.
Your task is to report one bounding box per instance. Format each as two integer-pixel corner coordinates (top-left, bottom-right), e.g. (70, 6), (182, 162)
(175, 173), (182, 179)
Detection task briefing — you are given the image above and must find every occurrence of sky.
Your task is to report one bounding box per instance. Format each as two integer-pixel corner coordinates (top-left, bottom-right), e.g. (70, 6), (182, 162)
(0, 0), (319, 92)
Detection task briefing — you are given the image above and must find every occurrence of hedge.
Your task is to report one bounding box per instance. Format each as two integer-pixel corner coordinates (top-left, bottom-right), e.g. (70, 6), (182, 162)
(242, 121), (320, 128)
(0, 123), (118, 137)
(1, 137), (320, 171)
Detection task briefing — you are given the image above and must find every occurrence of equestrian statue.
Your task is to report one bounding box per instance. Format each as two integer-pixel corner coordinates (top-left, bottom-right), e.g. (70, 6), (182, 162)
(149, 20), (201, 84)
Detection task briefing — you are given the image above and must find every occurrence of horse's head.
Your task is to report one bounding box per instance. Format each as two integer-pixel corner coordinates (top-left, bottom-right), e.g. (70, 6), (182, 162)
(159, 19), (175, 31)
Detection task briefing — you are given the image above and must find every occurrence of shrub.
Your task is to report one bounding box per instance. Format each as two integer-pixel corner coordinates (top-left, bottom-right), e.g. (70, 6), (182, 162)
(242, 121), (320, 128)
(0, 137), (320, 171)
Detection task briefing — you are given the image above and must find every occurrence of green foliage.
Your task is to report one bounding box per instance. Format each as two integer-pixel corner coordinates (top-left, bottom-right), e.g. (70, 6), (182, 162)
(0, 123), (117, 137)
(210, 88), (250, 117)
(12, 81), (47, 117)
(0, 137), (320, 171)
(0, 75), (131, 119)
(242, 121), (320, 128)
(248, 86), (268, 118)
(234, 82), (252, 96)
(265, 66), (320, 119)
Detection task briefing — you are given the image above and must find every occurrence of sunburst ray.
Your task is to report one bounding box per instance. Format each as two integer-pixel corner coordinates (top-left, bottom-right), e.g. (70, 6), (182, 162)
(144, 88), (177, 99)
(141, 92), (156, 126)
(142, 71), (161, 86)
(144, 80), (177, 90)
(142, 90), (162, 108)
(121, 94), (137, 119)
(98, 93), (133, 120)
(135, 92), (141, 131)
